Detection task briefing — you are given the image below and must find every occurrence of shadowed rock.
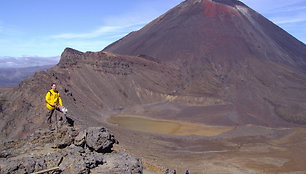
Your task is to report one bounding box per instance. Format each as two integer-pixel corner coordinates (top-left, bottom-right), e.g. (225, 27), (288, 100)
(0, 123), (142, 174)
(85, 127), (118, 153)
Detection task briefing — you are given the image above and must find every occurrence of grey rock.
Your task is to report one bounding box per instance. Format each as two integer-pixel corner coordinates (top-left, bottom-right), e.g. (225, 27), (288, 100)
(60, 154), (89, 174)
(0, 125), (143, 174)
(1, 160), (20, 174)
(85, 127), (117, 153)
(84, 152), (104, 169)
(0, 150), (10, 158)
(74, 130), (86, 147)
(91, 152), (143, 174)
(1, 157), (45, 174)
(70, 144), (85, 154)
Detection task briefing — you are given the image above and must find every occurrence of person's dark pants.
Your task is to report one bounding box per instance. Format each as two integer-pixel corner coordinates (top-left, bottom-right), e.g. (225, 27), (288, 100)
(46, 108), (62, 129)
(46, 109), (55, 129)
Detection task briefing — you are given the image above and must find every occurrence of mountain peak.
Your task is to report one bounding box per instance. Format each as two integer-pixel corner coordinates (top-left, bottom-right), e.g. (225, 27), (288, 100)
(103, 0), (306, 125)
(201, 0), (245, 18)
(212, 0), (245, 7)
(62, 47), (83, 54)
(104, 0), (305, 70)
(183, 0), (245, 7)
(58, 48), (85, 68)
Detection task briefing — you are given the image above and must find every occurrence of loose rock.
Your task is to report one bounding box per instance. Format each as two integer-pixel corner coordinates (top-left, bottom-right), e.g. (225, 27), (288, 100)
(0, 122), (142, 174)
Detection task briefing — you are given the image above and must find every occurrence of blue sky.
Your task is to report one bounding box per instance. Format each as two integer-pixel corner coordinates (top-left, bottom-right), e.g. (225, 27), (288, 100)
(0, 0), (305, 58)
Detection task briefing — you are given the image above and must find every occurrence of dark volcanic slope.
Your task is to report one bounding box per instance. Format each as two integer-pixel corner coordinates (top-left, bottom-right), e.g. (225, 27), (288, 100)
(104, 0), (306, 125)
(104, 0), (306, 71)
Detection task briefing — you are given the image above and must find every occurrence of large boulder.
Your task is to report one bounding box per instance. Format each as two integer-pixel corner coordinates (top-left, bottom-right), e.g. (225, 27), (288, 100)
(85, 127), (117, 153)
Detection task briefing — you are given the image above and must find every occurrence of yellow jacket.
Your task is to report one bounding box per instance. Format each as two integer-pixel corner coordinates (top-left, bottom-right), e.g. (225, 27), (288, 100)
(45, 89), (63, 110)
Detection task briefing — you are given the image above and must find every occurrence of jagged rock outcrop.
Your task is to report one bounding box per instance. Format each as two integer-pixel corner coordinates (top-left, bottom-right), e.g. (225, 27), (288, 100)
(0, 123), (143, 174)
(85, 127), (117, 153)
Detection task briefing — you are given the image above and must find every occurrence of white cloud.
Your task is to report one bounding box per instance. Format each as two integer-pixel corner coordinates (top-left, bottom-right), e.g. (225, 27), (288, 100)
(49, 22), (147, 40)
(51, 26), (122, 39)
(46, 5), (166, 54)
(49, 1), (177, 41)
(101, 11), (158, 27)
(49, 3), (159, 41)
(273, 16), (306, 24)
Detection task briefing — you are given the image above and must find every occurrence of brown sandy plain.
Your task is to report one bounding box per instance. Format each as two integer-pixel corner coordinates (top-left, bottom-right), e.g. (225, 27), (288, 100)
(104, 105), (306, 174)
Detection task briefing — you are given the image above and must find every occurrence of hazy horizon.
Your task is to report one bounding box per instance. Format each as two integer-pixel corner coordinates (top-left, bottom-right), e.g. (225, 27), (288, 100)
(0, 56), (59, 69)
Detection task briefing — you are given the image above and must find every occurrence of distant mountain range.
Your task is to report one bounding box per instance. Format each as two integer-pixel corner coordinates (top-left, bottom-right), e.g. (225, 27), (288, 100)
(0, 56), (59, 68)
(0, 56), (59, 87)
(0, 65), (54, 88)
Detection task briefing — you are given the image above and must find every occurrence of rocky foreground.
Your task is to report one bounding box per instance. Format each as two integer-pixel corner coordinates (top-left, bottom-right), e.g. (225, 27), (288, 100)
(0, 121), (143, 174)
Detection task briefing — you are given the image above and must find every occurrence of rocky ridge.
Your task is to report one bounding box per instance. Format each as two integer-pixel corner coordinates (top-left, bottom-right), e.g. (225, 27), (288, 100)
(0, 121), (143, 174)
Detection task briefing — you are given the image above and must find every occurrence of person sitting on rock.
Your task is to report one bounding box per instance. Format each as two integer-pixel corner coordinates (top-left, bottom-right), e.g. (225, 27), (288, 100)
(45, 83), (67, 130)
